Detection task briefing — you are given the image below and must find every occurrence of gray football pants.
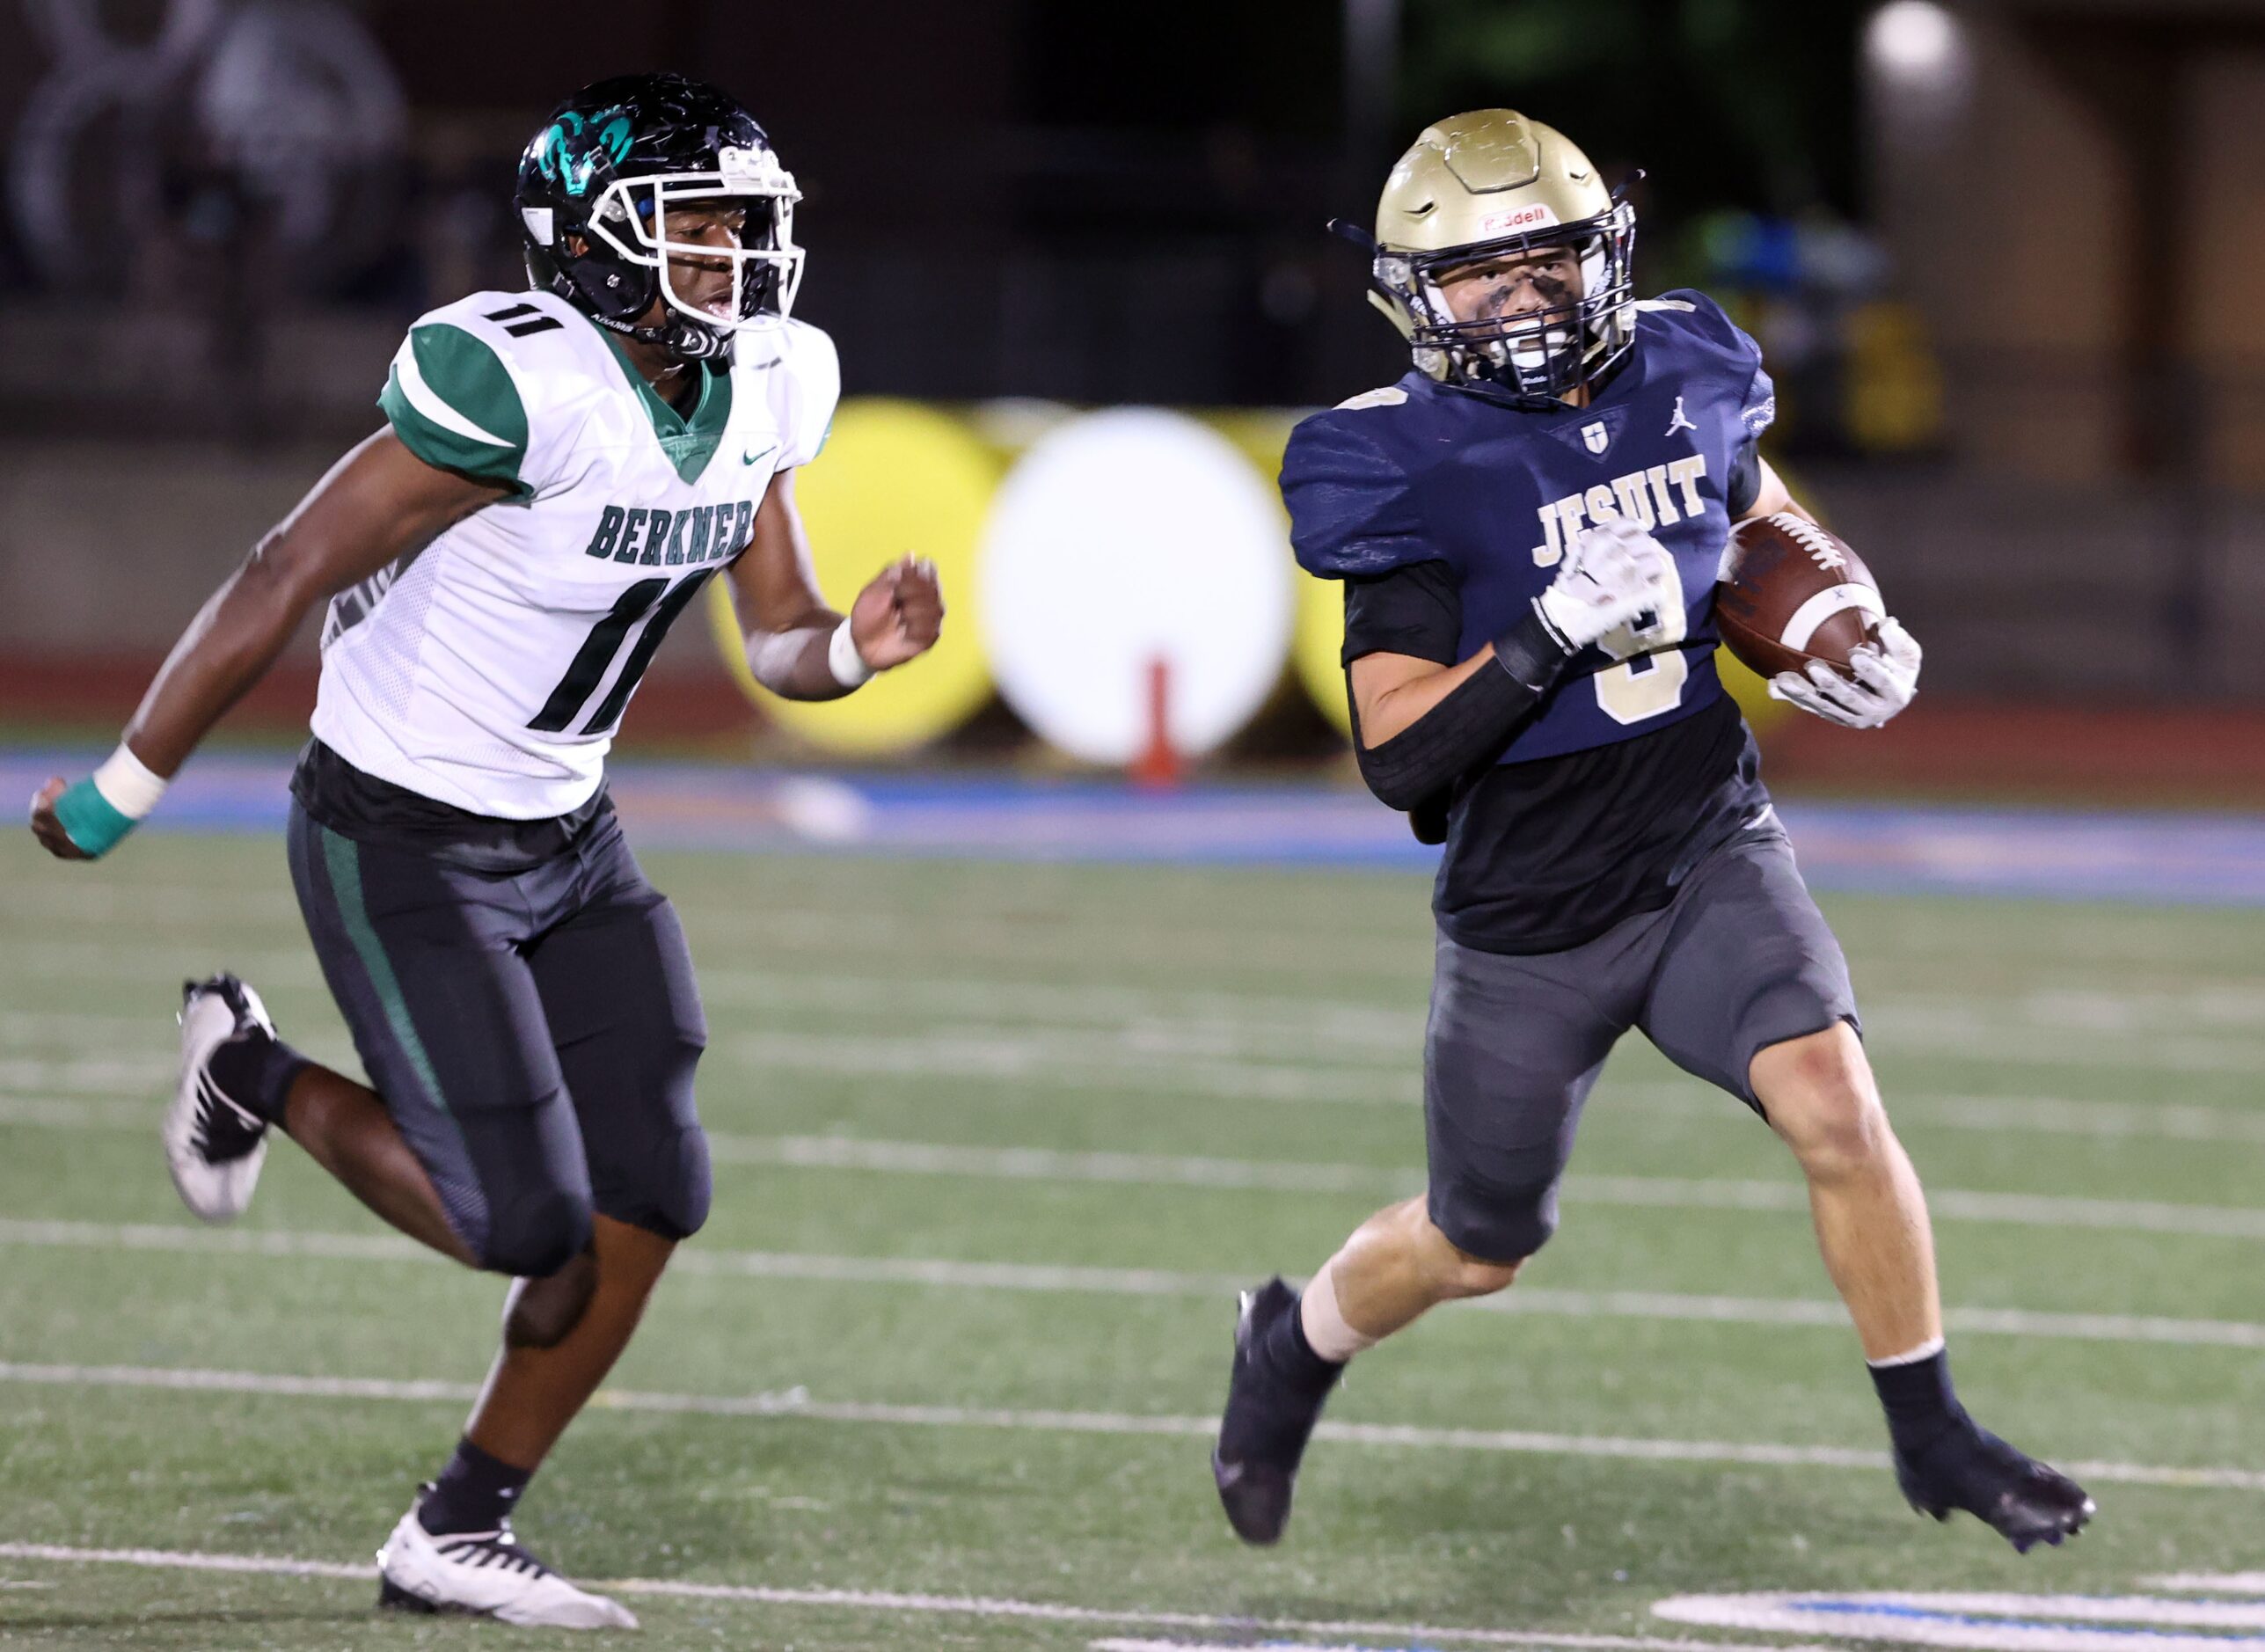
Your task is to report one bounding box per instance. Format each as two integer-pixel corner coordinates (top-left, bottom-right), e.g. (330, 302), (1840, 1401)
(1424, 832), (1859, 1261)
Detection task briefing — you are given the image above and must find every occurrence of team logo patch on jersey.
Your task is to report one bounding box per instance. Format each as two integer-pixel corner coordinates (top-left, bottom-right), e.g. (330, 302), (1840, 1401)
(1582, 421), (1610, 455)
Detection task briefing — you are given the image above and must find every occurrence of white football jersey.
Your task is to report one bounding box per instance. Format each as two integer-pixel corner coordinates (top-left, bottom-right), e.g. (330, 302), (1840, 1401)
(313, 289), (838, 817)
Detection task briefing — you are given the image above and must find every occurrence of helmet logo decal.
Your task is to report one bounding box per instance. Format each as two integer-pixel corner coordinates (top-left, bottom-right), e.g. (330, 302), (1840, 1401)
(1479, 202), (1559, 234)
(536, 107), (634, 197)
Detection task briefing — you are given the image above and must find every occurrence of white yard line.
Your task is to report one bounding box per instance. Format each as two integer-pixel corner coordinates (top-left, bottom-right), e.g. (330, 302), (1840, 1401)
(1652, 1591), (2265, 1652)
(712, 1134), (2265, 1244)
(0, 1362), (2253, 1491)
(0, 1541), (1803, 1652)
(6, 1096), (2265, 1240)
(0, 1012), (177, 1047)
(717, 1025), (2265, 1087)
(22, 918), (2265, 1070)
(720, 1030), (1422, 1103)
(9, 1217), (2265, 1352)
(2149, 1575), (2265, 1596)
(12, 1041), (2265, 1151)
(0, 1057), (174, 1095)
(0, 1096), (156, 1129)
(706, 1130), (1421, 1193)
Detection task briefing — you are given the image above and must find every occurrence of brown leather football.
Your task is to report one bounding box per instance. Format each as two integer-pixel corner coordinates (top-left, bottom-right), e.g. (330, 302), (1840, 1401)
(1714, 513), (1884, 680)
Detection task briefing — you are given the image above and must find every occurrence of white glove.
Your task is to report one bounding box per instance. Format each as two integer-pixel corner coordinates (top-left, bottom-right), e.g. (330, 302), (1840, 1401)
(1769, 616), (1922, 729)
(1537, 519), (1674, 652)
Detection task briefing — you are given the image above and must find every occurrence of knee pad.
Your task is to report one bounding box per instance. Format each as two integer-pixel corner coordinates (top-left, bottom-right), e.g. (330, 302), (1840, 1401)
(1430, 1173), (1560, 1266)
(479, 1188), (595, 1280)
(647, 1125), (712, 1241)
(603, 1125), (711, 1244)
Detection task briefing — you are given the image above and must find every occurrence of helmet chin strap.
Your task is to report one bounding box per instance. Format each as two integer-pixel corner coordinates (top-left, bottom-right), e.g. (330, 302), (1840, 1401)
(597, 310), (735, 367)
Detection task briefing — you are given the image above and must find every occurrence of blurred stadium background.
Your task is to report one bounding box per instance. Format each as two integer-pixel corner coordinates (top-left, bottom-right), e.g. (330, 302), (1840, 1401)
(6, 0), (2265, 805)
(7, 5), (2265, 1649)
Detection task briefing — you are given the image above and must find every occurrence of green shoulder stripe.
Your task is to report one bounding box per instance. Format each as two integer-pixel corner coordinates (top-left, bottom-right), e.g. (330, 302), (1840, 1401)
(378, 323), (531, 494)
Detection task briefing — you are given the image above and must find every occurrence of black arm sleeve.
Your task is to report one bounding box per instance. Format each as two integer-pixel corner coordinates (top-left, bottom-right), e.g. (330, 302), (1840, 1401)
(1726, 437), (1764, 518)
(1349, 603), (1573, 815)
(1341, 559), (1462, 668)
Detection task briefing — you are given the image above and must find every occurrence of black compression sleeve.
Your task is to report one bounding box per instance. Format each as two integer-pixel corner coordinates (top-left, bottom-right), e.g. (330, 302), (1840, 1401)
(1350, 603), (1574, 812)
(1726, 438), (1763, 518)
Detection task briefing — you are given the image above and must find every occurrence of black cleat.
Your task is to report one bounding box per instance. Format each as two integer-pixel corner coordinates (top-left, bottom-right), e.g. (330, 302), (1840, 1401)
(1895, 1420), (2096, 1553)
(1211, 1277), (1341, 1546)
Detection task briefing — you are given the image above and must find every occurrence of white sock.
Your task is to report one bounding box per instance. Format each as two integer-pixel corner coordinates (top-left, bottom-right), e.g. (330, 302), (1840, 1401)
(1867, 1334), (1946, 1368)
(1298, 1261), (1378, 1363)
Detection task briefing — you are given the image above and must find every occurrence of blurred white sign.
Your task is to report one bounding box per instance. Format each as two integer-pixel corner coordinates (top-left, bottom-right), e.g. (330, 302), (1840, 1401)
(977, 408), (1294, 765)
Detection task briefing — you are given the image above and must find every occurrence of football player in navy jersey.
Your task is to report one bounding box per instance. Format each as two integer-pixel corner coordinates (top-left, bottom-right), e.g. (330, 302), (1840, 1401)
(1211, 111), (2093, 1554)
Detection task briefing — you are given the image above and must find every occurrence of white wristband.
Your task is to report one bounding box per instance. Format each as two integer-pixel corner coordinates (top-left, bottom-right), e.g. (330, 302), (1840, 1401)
(92, 742), (169, 821)
(827, 618), (873, 688)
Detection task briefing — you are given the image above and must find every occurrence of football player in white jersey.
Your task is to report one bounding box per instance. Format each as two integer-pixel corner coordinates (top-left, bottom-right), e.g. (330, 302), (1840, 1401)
(29, 74), (941, 1628)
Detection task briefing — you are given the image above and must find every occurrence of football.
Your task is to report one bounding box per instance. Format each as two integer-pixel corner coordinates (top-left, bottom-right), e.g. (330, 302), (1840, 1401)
(1714, 512), (1885, 679)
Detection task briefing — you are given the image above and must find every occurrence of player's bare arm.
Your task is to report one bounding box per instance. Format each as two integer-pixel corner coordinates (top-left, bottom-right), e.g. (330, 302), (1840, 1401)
(723, 465), (943, 701)
(28, 434), (505, 860)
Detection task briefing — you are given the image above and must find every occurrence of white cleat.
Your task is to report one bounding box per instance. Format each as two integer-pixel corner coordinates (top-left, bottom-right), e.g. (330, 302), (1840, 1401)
(164, 975), (274, 1223)
(376, 1502), (639, 1630)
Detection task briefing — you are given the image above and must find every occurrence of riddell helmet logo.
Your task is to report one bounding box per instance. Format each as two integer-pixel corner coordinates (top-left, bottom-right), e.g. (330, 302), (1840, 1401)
(1480, 202), (1559, 235)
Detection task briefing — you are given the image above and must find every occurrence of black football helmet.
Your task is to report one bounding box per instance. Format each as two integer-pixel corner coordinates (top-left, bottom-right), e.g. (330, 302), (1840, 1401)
(515, 73), (803, 364)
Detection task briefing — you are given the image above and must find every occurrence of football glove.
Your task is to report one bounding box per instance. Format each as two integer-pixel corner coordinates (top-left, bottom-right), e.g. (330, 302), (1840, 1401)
(1770, 617), (1922, 730)
(1535, 520), (1674, 653)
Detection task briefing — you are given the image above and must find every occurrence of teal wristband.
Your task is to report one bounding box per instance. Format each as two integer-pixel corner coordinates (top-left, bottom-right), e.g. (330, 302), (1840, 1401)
(51, 778), (138, 859)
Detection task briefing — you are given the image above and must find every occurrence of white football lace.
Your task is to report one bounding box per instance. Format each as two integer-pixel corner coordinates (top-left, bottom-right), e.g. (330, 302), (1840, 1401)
(1772, 513), (1848, 574)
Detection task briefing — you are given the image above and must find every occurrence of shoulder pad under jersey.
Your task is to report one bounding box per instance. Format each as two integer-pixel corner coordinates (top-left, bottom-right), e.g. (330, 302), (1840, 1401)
(1637, 289), (1775, 438)
(1280, 391), (1440, 581)
(731, 317), (841, 468)
(376, 289), (599, 499)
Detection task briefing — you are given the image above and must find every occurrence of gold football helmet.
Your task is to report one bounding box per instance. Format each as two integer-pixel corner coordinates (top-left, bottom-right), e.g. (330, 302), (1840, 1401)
(1354, 109), (1636, 403)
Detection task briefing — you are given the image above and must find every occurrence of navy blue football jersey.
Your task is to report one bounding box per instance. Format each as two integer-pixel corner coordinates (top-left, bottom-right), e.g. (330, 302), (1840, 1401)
(1284, 290), (1774, 764)
(1290, 291), (1783, 954)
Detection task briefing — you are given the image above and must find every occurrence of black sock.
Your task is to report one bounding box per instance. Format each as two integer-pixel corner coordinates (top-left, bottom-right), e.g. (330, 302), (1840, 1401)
(1869, 1346), (1967, 1455)
(204, 1030), (311, 1129)
(1265, 1290), (1347, 1393)
(418, 1437), (534, 1536)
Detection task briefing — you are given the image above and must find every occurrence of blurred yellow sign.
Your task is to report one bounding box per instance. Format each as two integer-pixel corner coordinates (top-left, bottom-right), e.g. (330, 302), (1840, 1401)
(1294, 568), (1354, 737)
(710, 396), (1801, 758)
(707, 398), (999, 755)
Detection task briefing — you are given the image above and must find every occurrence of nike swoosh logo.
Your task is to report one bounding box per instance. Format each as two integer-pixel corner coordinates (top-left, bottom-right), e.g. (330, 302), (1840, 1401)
(741, 442), (778, 467)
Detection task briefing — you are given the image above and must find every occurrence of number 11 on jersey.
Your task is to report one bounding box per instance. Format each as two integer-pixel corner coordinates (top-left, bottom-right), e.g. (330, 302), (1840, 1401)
(529, 569), (720, 736)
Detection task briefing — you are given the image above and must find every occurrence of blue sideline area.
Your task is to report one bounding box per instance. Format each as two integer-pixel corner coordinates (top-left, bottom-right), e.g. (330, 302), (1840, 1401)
(7, 749), (2260, 908)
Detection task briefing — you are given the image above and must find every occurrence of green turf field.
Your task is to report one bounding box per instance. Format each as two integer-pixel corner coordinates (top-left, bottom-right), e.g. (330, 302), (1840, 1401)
(3, 831), (2262, 1648)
